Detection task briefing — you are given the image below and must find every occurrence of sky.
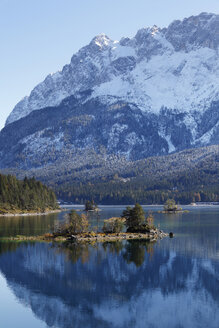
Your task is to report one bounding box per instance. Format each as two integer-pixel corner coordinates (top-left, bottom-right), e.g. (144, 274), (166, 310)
(0, 0), (218, 130)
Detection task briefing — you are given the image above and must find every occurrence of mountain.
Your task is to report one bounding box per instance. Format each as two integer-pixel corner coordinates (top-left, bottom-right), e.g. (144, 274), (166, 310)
(0, 12), (219, 198)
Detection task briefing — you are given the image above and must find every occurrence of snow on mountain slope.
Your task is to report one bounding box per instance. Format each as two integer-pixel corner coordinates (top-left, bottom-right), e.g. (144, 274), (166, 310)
(6, 12), (219, 126)
(1, 11), (219, 175)
(93, 47), (218, 114)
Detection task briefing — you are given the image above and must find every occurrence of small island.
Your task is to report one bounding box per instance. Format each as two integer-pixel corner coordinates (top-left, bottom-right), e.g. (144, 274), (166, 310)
(0, 177), (168, 244)
(52, 203), (168, 243)
(2, 204), (168, 243)
(84, 200), (99, 212)
(161, 199), (187, 214)
(0, 174), (59, 216)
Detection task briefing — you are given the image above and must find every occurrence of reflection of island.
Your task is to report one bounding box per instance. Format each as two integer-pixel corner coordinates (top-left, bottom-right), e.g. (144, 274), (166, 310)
(0, 239), (219, 328)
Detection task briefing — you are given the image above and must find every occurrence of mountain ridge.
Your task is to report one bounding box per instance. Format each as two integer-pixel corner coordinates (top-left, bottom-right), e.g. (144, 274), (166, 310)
(6, 12), (219, 126)
(0, 12), (218, 197)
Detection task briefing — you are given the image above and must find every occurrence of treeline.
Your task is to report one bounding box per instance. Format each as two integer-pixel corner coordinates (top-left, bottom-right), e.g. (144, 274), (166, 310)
(55, 170), (219, 205)
(57, 184), (219, 205)
(0, 174), (58, 213)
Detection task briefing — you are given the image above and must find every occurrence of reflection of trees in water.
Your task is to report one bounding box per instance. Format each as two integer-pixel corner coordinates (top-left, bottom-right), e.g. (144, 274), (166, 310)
(0, 241), (20, 255)
(58, 243), (91, 264)
(102, 241), (124, 255)
(123, 241), (146, 267)
(0, 213), (59, 237)
(61, 240), (155, 267)
(123, 240), (155, 267)
(0, 240), (219, 328)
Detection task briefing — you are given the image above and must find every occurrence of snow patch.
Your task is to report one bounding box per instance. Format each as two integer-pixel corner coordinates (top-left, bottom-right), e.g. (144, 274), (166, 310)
(21, 130), (64, 154)
(194, 121), (219, 145)
(158, 131), (176, 153)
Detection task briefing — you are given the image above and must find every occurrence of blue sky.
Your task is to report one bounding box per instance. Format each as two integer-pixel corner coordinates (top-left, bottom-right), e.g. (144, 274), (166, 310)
(0, 0), (218, 130)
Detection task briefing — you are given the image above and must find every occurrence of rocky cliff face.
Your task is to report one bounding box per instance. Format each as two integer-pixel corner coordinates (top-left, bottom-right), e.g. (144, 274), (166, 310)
(1, 12), (219, 172)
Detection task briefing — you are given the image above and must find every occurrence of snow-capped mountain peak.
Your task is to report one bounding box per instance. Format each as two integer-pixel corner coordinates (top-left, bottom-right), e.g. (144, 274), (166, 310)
(6, 12), (218, 126)
(2, 12), (218, 167)
(91, 33), (112, 48)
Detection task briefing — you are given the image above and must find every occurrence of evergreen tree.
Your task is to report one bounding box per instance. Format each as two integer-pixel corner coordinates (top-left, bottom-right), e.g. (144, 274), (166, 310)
(0, 174), (58, 213)
(122, 203), (145, 232)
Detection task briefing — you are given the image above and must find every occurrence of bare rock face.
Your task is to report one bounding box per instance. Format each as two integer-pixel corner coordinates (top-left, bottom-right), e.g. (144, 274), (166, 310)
(165, 13), (219, 51)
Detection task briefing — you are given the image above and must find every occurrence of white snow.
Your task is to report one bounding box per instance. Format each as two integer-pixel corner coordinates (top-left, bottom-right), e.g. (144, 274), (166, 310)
(93, 33), (111, 48)
(108, 123), (128, 149)
(153, 30), (174, 52)
(21, 130), (64, 156)
(165, 135), (176, 153)
(111, 43), (136, 60)
(194, 121), (219, 145)
(94, 47), (219, 115)
(158, 131), (176, 153)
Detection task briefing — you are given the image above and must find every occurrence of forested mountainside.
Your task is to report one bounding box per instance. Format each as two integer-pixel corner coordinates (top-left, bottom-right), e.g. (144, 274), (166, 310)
(55, 171), (219, 205)
(0, 175), (58, 213)
(2, 145), (219, 204)
(53, 145), (219, 204)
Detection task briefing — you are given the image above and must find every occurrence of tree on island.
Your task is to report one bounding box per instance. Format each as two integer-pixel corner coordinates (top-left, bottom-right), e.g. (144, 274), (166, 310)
(67, 210), (89, 234)
(102, 217), (125, 233)
(163, 199), (181, 212)
(122, 203), (155, 233)
(84, 200), (97, 211)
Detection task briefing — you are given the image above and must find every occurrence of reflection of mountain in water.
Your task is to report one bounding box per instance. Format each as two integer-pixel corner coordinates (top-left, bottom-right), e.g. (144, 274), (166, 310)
(0, 241), (219, 328)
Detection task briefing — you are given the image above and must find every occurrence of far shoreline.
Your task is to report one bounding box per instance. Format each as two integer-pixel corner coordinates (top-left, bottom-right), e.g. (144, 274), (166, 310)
(0, 209), (62, 218)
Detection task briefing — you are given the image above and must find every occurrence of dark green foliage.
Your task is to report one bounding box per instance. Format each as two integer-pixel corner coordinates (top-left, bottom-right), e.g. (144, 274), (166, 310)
(0, 174), (58, 212)
(122, 204), (149, 232)
(123, 241), (147, 267)
(163, 199), (179, 212)
(84, 200), (97, 211)
(55, 168), (219, 205)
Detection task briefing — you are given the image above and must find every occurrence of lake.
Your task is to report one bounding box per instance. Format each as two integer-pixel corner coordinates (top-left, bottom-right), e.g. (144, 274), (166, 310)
(0, 205), (219, 328)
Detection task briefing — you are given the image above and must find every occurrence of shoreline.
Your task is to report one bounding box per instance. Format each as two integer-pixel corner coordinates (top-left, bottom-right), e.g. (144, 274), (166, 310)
(158, 210), (189, 214)
(65, 230), (168, 243)
(0, 229), (168, 243)
(0, 209), (62, 217)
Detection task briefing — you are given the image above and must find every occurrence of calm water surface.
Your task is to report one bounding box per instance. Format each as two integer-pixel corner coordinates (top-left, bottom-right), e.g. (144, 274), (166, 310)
(0, 206), (219, 328)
